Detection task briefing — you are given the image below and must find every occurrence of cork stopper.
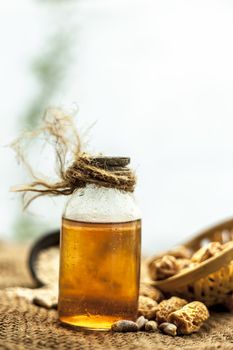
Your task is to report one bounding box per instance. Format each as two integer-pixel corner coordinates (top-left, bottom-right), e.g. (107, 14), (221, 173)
(89, 157), (130, 168)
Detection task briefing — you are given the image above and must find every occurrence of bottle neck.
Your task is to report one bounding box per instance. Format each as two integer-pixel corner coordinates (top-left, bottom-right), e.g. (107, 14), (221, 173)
(63, 184), (141, 223)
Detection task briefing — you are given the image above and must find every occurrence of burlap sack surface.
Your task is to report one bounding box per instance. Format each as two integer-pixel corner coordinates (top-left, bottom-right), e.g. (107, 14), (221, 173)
(0, 243), (233, 350)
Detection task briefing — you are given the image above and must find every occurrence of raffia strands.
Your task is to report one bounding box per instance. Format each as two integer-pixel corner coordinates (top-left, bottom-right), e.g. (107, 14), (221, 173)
(11, 107), (136, 209)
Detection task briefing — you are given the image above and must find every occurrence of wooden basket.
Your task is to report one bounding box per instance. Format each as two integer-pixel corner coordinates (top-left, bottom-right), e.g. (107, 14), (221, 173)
(147, 217), (233, 306)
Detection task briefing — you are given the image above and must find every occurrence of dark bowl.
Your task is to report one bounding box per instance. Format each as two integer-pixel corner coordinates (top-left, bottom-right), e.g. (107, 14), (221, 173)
(28, 229), (60, 287)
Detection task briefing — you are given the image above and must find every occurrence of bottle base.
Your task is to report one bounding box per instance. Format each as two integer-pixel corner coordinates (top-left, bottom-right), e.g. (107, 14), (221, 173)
(59, 315), (122, 331)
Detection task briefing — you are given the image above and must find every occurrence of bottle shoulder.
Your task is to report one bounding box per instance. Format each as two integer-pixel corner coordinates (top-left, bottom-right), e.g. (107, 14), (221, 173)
(63, 185), (141, 223)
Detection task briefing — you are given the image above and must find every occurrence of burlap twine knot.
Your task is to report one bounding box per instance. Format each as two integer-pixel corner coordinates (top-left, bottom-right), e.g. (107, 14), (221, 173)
(11, 106), (136, 208)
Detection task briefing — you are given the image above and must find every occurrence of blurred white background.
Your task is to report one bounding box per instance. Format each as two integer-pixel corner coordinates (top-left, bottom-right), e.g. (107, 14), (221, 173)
(1, 0), (233, 254)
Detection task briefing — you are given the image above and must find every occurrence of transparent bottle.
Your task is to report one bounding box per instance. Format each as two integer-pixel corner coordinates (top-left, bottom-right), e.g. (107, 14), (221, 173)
(58, 181), (141, 331)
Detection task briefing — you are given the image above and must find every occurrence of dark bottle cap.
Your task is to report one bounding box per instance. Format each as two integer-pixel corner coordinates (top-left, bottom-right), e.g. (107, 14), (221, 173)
(90, 156), (130, 168)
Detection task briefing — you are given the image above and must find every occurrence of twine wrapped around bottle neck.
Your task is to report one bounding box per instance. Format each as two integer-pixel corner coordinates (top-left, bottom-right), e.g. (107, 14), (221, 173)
(11, 107), (136, 209)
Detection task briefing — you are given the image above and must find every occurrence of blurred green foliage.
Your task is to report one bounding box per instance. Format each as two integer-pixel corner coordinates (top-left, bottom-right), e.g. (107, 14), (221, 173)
(22, 28), (73, 129)
(14, 0), (76, 240)
(13, 213), (54, 241)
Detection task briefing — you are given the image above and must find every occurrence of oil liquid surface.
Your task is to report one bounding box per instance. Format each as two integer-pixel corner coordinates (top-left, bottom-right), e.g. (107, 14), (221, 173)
(58, 218), (141, 330)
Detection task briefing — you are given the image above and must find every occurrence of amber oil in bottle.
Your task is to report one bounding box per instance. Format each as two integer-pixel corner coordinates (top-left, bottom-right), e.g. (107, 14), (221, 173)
(58, 217), (141, 330)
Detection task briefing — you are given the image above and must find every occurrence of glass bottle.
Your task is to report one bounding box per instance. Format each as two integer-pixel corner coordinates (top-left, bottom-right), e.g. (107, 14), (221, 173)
(58, 168), (141, 331)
